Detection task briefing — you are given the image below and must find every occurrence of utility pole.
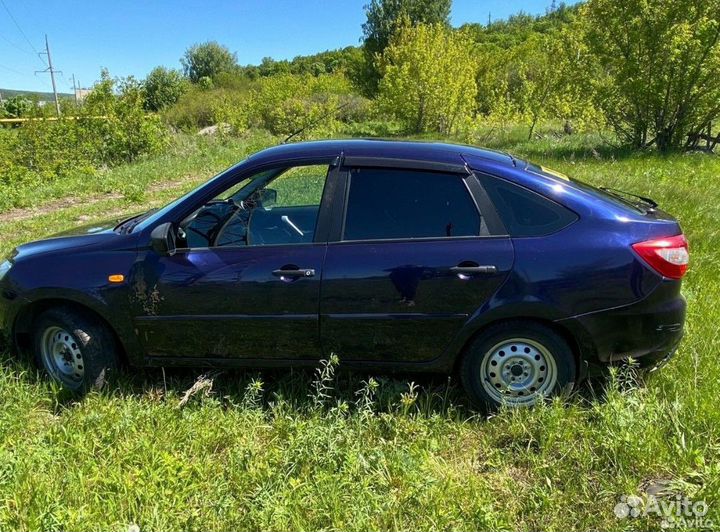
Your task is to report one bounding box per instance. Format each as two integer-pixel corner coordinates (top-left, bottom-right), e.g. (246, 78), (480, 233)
(35, 34), (62, 116)
(71, 73), (78, 105)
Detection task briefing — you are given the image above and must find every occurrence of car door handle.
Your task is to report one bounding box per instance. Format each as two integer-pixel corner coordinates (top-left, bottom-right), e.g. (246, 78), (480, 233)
(272, 268), (316, 278)
(450, 264), (497, 275)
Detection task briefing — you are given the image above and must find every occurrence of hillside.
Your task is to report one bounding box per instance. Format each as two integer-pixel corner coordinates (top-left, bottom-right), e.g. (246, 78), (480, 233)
(0, 88), (73, 101)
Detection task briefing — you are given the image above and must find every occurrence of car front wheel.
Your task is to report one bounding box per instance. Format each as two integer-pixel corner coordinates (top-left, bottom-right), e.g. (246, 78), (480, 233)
(461, 321), (576, 410)
(33, 307), (118, 392)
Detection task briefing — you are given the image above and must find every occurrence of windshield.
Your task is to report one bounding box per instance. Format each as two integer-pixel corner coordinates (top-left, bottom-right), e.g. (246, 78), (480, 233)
(131, 187), (202, 233)
(114, 209), (159, 234)
(131, 161), (261, 233)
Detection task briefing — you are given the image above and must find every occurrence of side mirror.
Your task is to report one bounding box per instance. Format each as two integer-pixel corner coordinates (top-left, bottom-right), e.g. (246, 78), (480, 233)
(259, 188), (277, 207)
(150, 222), (177, 256)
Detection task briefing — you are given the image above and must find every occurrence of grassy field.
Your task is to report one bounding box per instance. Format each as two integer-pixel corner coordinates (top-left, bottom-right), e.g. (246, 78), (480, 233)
(0, 129), (718, 531)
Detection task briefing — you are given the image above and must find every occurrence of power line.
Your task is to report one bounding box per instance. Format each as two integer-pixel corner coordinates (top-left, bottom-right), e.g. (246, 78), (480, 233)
(0, 0), (39, 53)
(0, 61), (54, 94)
(0, 0), (47, 67)
(0, 61), (27, 77)
(0, 30), (33, 55)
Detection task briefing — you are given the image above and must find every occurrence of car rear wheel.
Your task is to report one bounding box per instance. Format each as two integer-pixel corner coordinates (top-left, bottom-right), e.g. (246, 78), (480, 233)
(33, 307), (118, 392)
(461, 321), (576, 410)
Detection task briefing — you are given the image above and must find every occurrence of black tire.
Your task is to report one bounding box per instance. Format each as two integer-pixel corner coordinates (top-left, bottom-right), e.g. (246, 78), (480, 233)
(460, 320), (576, 411)
(32, 306), (118, 392)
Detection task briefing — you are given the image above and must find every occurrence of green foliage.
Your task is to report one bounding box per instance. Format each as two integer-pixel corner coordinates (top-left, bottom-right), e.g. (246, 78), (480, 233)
(461, 3), (579, 49)
(362, 0), (452, 94)
(181, 41), (238, 83)
(341, 118), (404, 137)
(209, 89), (252, 134)
(212, 71), (254, 91)
(77, 71), (168, 165)
(163, 88), (219, 131)
(143, 66), (188, 112)
(241, 47), (368, 93)
(1, 95), (32, 118)
(582, 0), (720, 152)
(163, 72), (364, 139)
(250, 73), (355, 137)
(504, 28), (601, 138)
(0, 70), (167, 196)
(197, 76), (214, 90)
(378, 22), (477, 134)
(362, 0), (452, 56)
(72, 1), (720, 151)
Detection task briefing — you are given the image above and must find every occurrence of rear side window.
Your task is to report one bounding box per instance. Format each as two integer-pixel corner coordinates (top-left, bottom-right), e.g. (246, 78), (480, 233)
(343, 168), (482, 241)
(479, 174), (577, 236)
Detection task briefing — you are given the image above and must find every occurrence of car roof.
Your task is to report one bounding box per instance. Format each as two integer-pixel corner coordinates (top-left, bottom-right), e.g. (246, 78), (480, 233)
(247, 139), (517, 168)
(241, 139), (664, 224)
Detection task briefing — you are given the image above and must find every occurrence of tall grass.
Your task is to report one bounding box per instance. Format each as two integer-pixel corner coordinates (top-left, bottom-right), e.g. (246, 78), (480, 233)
(0, 129), (718, 531)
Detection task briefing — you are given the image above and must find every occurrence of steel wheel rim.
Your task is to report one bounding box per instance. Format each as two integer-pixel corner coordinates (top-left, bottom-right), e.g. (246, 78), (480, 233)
(40, 326), (84, 385)
(480, 337), (558, 406)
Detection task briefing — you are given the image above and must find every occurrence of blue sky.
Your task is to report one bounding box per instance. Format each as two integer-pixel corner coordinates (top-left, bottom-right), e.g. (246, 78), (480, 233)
(0, 0), (577, 93)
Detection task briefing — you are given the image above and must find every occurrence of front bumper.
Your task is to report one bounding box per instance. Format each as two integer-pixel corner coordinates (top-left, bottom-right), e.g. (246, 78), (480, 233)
(558, 280), (686, 368)
(0, 275), (21, 348)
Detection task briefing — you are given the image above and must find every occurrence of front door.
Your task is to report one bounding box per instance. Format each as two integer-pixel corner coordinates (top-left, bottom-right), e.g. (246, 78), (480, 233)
(320, 166), (514, 362)
(133, 162), (335, 360)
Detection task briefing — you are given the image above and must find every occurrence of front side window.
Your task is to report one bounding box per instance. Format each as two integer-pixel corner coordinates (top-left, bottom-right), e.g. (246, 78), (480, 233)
(181, 164), (330, 248)
(343, 168), (482, 241)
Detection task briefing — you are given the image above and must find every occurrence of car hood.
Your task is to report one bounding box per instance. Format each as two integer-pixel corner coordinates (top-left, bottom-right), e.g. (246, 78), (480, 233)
(12, 213), (140, 261)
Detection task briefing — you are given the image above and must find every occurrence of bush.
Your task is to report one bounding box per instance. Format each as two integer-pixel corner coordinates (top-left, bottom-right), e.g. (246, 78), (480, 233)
(164, 89), (217, 131)
(144, 67), (188, 112)
(250, 73), (354, 138)
(78, 71), (168, 165)
(164, 73), (362, 139)
(0, 70), (168, 188)
(164, 87), (251, 132)
(210, 90), (252, 134)
(340, 118), (404, 137)
(1, 96), (32, 118)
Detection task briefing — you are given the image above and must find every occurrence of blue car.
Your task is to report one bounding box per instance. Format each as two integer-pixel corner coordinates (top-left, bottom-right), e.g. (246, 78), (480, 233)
(0, 140), (688, 409)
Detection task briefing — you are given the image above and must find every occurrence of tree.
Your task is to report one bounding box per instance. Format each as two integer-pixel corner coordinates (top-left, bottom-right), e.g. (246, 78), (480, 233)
(181, 41), (238, 83)
(143, 66), (187, 111)
(378, 22), (477, 134)
(507, 28), (598, 139)
(582, 0), (720, 152)
(361, 0), (452, 94)
(460, 3), (578, 50)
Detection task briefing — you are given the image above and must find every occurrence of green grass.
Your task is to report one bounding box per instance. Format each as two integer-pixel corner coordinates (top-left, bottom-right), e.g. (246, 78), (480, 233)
(0, 130), (277, 214)
(0, 128), (719, 531)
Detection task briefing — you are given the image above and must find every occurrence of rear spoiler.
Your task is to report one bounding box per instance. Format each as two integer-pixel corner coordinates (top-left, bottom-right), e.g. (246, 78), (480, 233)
(599, 187), (658, 211)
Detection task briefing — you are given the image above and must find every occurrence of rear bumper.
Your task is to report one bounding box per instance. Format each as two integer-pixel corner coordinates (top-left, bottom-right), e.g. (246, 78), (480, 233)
(558, 280), (686, 367)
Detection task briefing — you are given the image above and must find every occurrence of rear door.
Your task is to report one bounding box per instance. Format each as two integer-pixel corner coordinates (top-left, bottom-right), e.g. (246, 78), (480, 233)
(319, 164), (514, 362)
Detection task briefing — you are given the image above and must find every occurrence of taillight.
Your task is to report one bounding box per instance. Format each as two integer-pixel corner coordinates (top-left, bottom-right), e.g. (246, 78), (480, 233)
(631, 234), (689, 279)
